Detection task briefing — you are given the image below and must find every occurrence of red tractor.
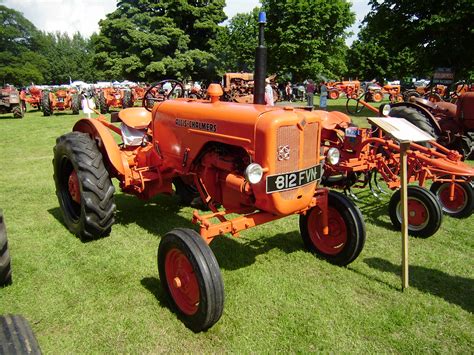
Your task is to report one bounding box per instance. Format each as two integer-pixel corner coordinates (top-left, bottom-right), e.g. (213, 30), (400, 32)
(326, 80), (363, 100)
(42, 88), (81, 116)
(20, 86), (42, 111)
(98, 87), (133, 113)
(0, 86), (24, 119)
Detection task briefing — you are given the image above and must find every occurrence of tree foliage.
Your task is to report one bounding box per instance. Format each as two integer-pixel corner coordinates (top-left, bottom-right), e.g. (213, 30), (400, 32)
(262, 0), (355, 82)
(92, 0), (226, 81)
(347, 0), (474, 81)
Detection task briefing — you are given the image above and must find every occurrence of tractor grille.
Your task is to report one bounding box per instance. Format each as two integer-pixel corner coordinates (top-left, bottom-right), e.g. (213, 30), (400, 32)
(275, 122), (319, 200)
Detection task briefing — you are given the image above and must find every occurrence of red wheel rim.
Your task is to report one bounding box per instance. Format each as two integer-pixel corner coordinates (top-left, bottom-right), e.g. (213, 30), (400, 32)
(329, 91), (338, 100)
(307, 207), (347, 255)
(397, 197), (429, 230)
(373, 92), (383, 102)
(437, 183), (467, 213)
(68, 170), (81, 204)
(165, 248), (199, 315)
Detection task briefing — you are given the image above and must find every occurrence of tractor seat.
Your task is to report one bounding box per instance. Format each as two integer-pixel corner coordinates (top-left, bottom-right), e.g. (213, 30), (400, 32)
(118, 107), (152, 129)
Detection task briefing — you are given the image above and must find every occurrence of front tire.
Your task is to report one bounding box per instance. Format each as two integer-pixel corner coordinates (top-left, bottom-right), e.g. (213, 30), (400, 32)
(299, 190), (366, 266)
(0, 315), (41, 354)
(430, 181), (473, 218)
(122, 90), (132, 108)
(71, 94), (81, 114)
(53, 132), (116, 240)
(0, 210), (12, 287)
(389, 186), (443, 238)
(158, 228), (224, 332)
(41, 92), (52, 116)
(12, 105), (23, 119)
(99, 92), (108, 114)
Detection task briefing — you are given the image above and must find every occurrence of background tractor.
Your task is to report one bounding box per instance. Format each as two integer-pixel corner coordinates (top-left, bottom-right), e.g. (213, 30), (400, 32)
(222, 72), (280, 103)
(98, 86), (133, 113)
(0, 86), (24, 119)
(42, 88), (81, 116)
(20, 86), (42, 111)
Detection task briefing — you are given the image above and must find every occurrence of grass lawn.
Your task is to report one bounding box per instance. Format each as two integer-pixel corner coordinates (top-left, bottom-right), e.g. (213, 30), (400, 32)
(0, 99), (473, 353)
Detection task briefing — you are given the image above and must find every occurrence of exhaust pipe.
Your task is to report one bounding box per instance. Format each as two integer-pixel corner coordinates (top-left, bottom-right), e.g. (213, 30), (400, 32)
(253, 12), (267, 105)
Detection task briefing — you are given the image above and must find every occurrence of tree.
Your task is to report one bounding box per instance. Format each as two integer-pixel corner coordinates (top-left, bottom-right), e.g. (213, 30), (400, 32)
(0, 5), (47, 86)
(347, 0), (474, 81)
(92, 0), (226, 82)
(262, 0), (355, 82)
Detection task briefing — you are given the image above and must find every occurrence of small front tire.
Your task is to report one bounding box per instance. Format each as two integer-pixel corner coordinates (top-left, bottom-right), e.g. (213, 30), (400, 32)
(299, 190), (366, 266)
(158, 228), (224, 332)
(430, 181), (473, 218)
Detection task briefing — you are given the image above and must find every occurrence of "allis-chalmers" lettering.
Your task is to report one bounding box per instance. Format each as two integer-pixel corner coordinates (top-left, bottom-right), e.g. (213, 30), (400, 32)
(176, 118), (217, 132)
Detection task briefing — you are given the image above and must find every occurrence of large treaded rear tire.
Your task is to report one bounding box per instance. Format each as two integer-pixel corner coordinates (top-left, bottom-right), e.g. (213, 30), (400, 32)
(53, 132), (116, 240)
(122, 90), (132, 108)
(41, 92), (52, 117)
(0, 210), (12, 287)
(71, 94), (81, 115)
(0, 315), (41, 354)
(388, 106), (439, 140)
(12, 105), (23, 119)
(99, 92), (108, 114)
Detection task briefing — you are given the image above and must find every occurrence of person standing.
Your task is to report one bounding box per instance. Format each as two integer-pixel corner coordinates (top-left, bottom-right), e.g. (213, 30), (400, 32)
(319, 81), (328, 110)
(265, 79), (274, 106)
(306, 79), (315, 107)
(285, 81), (293, 101)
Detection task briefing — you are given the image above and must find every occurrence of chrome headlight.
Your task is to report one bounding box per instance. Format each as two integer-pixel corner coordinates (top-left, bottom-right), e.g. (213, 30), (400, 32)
(245, 163), (264, 184)
(326, 147), (340, 165)
(382, 104), (391, 116)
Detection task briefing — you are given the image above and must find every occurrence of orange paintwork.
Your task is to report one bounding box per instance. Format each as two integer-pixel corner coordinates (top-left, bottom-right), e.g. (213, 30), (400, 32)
(327, 81), (362, 99)
(47, 89), (76, 111)
(73, 91), (325, 241)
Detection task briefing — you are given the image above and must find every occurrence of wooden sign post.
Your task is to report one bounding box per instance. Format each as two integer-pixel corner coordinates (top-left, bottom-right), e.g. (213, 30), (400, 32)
(368, 117), (434, 291)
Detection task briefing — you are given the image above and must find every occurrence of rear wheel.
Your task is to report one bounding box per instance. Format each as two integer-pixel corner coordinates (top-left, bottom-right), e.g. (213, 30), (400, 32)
(389, 186), (443, 238)
(0, 210), (12, 287)
(430, 181), (473, 218)
(12, 105), (23, 119)
(71, 94), (81, 114)
(41, 92), (52, 116)
(372, 90), (384, 102)
(299, 190), (366, 266)
(328, 89), (340, 100)
(388, 106), (439, 141)
(99, 92), (108, 114)
(122, 90), (132, 108)
(0, 315), (41, 354)
(53, 132), (116, 240)
(158, 228), (224, 332)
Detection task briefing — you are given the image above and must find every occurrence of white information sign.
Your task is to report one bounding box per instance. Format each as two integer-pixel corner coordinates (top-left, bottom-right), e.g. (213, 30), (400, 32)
(368, 116), (435, 143)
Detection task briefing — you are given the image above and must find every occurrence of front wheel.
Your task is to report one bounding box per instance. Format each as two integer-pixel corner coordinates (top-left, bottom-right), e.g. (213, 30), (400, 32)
(0, 210), (12, 287)
(430, 181), (473, 218)
(389, 186), (443, 238)
(53, 132), (116, 240)
(299, 190), (366, 266)
(158, 228), (224, 332)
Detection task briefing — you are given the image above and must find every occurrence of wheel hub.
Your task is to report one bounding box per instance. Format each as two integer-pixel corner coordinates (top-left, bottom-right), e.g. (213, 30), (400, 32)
(68, 170), (81, 204)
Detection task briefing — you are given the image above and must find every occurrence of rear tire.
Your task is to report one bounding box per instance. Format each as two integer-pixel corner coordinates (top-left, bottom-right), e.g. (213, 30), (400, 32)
(158, 228), (224, 332)
(53, 132), (116, 240)
(0, 315), (41, 354)
(41, 92), (52, 116)
(299, 190), (366, 266)
(328, 89), (340, 100)
(71, 94), (81, 114)
(122, 90), (132, 108)
(430, 181), (473, 218)
(12, 105), (23, 119)
(0, 210), (12, 287)
(388, 106), (439, 141)
(389, 186), (443, 238)
(99, 92), (108, 114)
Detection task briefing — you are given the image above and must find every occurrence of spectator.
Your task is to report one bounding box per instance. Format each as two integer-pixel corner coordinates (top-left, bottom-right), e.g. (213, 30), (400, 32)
(285, 81), (293, 101)
(319, 81), (327, 110)
(306, 79), (315, 107)
(265, 79), (274, 106)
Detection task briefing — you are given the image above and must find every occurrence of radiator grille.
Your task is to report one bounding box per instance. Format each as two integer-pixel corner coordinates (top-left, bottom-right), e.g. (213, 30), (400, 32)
(275, 122), (319, 200)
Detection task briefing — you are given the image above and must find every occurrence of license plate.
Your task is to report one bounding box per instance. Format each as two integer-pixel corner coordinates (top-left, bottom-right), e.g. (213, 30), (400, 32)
(266, 164), (323, 193)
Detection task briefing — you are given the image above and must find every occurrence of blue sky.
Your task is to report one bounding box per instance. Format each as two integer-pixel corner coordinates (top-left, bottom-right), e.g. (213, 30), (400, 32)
(2, 0), (370, 44)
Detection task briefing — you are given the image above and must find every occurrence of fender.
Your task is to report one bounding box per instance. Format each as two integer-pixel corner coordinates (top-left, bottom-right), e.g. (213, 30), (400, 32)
(73, 118), (127, 177)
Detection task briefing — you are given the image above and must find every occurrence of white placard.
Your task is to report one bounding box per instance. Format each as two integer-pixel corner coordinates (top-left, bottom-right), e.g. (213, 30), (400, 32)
(368, 116), (435, 143)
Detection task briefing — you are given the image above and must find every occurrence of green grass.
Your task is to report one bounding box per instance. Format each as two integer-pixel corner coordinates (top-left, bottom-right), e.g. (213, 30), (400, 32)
(0, 101), (473, 353)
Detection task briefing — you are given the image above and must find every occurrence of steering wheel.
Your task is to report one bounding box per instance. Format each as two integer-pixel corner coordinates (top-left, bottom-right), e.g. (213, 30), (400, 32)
(143, 79), (185, 111)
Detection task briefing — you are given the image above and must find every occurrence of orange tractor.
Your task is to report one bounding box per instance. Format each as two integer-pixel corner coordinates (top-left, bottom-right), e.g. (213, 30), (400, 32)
(42, 88), (81, 116)
(326, 80), (362, 100)
(20, 86), (42, 111)
(98, 87), (133, 113)
(52, 15), (366, 332)
(222, 72), (280, 103)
